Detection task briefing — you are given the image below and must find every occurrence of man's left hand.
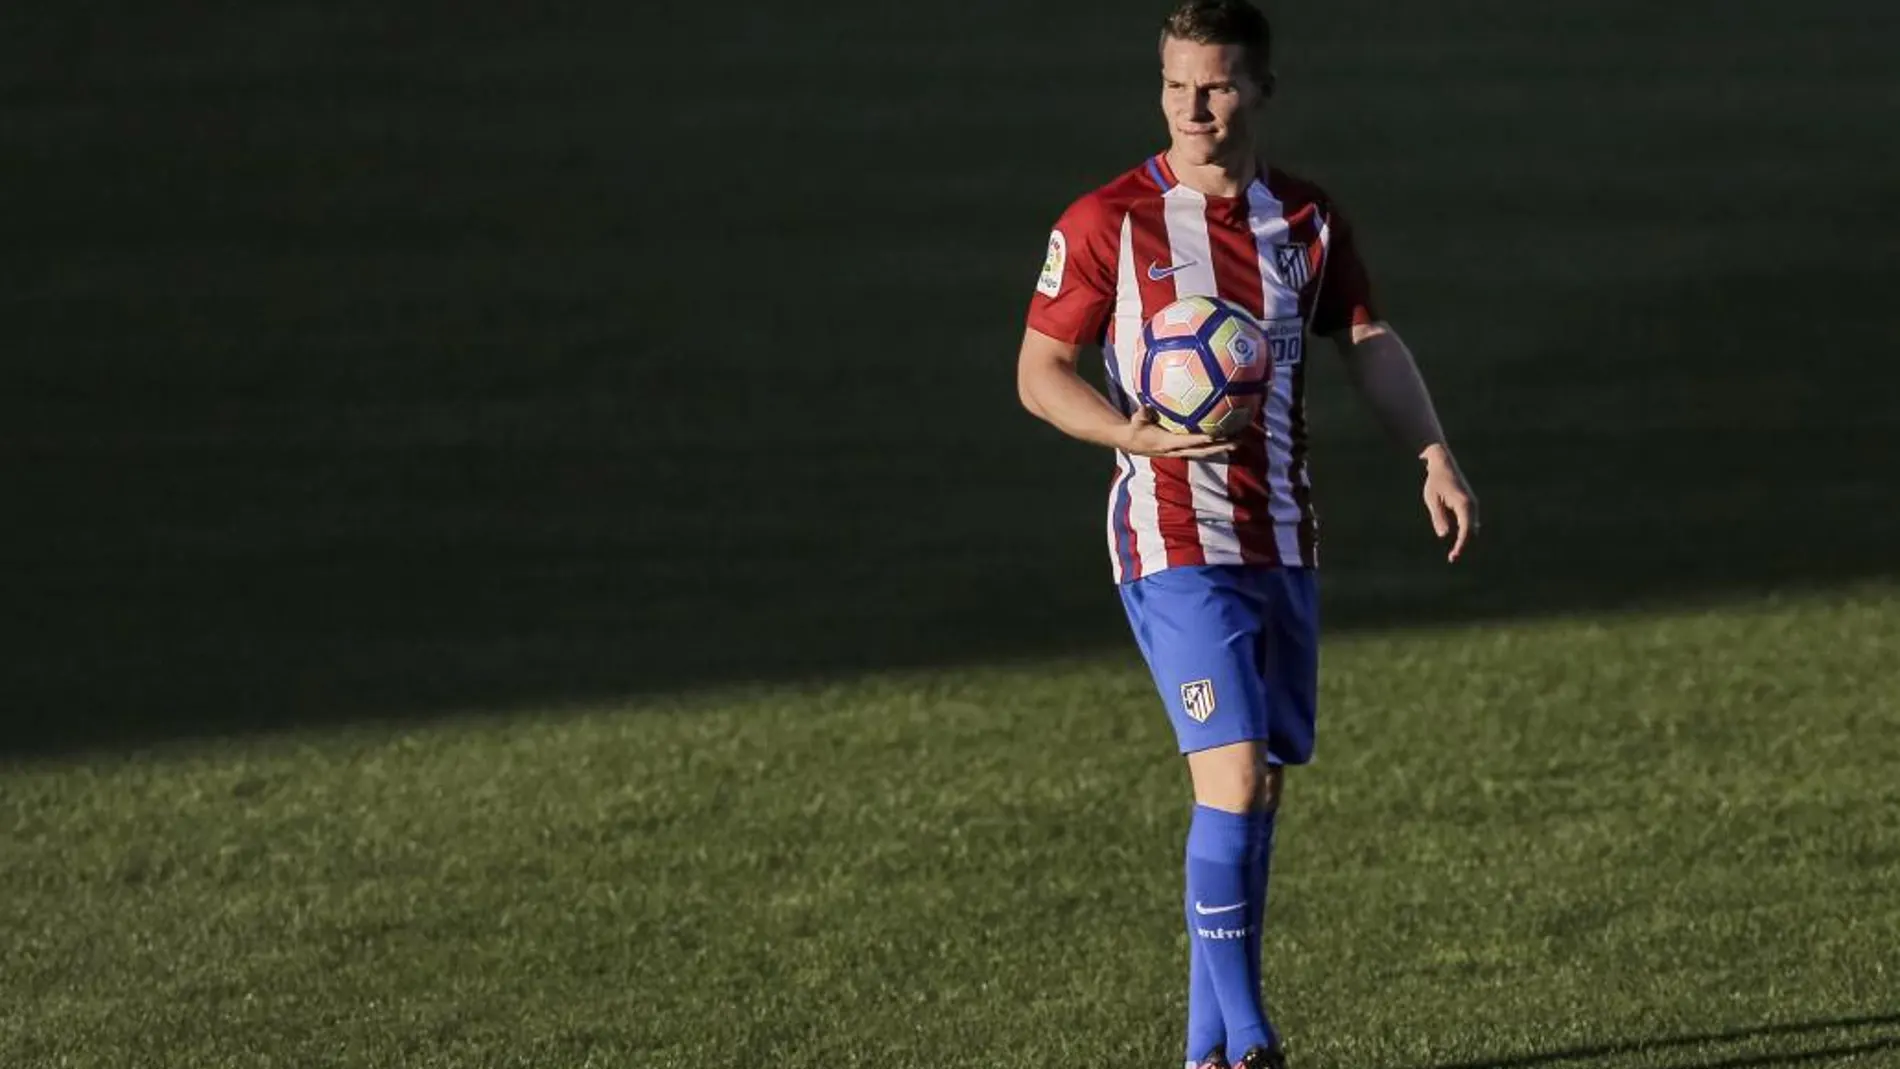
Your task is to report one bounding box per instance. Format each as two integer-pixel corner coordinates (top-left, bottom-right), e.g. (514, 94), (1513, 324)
(1420, 443), (1479, 562)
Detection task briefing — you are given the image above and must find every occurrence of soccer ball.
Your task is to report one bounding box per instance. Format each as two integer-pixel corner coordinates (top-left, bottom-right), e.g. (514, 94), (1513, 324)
(1136, 295), (1271, 439)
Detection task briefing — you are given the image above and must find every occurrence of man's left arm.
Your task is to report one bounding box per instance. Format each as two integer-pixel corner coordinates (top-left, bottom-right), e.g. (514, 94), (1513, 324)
(1329, 322), (1480, 562)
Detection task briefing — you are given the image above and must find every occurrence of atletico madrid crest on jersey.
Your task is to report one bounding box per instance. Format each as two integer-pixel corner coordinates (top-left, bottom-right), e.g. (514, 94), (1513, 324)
(1273, 243), (1311, 290)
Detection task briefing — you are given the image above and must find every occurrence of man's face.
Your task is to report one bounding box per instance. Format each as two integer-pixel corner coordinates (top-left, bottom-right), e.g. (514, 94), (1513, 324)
(1160, 36), (1265, 166)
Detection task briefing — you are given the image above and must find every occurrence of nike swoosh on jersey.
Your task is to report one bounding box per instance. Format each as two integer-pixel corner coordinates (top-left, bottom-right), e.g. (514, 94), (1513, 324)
(1147, 259), (1198, 282)
(1193, 900), (1246, 915)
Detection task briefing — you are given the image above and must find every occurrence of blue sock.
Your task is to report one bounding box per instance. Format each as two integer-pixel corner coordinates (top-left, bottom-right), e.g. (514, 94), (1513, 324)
(1186, 805), (1271, 1057)
(1184, 875), (1224, 1063)
(1244, 808), (1279, 1051)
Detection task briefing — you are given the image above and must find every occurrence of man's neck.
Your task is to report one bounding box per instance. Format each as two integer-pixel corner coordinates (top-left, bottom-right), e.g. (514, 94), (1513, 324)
(1165, 147), (1259, 199)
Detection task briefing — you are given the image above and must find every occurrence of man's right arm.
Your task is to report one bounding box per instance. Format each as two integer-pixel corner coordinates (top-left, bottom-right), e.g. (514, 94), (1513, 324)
(1016, 327), (1131, 448)
(1016, 326), (1234, 459)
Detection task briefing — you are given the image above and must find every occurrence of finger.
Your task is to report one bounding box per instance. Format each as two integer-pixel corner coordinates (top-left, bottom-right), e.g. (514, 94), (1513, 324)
(1143, 428), (1218, 449)
(1425, 493), (1450, 538)
(1170, 442), (1240, 458)
(1165, 433), (1221, 449)
(1154, 436), (1231, 456)
(1447, 496), (1472, 561)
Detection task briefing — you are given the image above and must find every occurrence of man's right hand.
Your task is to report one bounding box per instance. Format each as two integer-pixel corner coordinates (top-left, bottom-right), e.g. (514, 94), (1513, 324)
(1119, 406), (1238, 459)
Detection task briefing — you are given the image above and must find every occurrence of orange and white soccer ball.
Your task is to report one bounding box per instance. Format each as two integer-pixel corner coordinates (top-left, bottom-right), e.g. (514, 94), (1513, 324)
(1136, 295), (1271, 438)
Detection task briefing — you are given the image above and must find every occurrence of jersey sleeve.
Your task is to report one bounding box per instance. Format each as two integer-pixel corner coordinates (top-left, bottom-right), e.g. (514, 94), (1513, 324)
(1311, 203), (1378, 336)
(1024, 194), (1120, 346)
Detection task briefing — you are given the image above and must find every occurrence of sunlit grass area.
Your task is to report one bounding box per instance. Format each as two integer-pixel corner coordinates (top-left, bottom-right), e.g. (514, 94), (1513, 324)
(8, 586), (1898, 1067)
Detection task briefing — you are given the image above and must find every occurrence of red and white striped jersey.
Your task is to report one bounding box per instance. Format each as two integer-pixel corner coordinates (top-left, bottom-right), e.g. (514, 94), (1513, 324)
(1026, 153), (1378, 583)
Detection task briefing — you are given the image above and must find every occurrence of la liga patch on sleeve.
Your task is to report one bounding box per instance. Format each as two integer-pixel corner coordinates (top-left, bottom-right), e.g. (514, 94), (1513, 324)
(1036, 230), (1067, 297)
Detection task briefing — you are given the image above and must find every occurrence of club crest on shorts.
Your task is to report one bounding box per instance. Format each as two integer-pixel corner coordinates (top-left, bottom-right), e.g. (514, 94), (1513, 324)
(1272, 243), (1311, 290)
(1180, 678), (1217, 723)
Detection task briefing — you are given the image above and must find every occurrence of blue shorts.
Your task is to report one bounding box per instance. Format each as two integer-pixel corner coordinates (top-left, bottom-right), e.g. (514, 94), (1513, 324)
(1118, 565), (1319, 763)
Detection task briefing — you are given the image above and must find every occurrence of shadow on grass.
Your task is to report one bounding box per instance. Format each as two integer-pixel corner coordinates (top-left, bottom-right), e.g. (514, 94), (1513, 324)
(3, 0), (1896, 756)
(1419, 1012), (1900, 1069)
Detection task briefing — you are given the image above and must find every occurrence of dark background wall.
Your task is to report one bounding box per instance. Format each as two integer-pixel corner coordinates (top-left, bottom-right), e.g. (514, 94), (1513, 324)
(5, 0), (1895, 752)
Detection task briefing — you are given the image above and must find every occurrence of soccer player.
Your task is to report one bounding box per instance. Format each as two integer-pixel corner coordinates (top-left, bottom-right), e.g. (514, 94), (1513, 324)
(1015, 2), (1479, 1066)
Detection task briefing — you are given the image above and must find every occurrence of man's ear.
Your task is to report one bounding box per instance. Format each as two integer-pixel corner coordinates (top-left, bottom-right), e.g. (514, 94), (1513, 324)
(1261, 69), (1278, 99)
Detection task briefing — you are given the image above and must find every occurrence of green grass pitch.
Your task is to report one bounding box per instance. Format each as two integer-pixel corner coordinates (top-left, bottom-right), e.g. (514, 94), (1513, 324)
(7, 590), (1900, 1066)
